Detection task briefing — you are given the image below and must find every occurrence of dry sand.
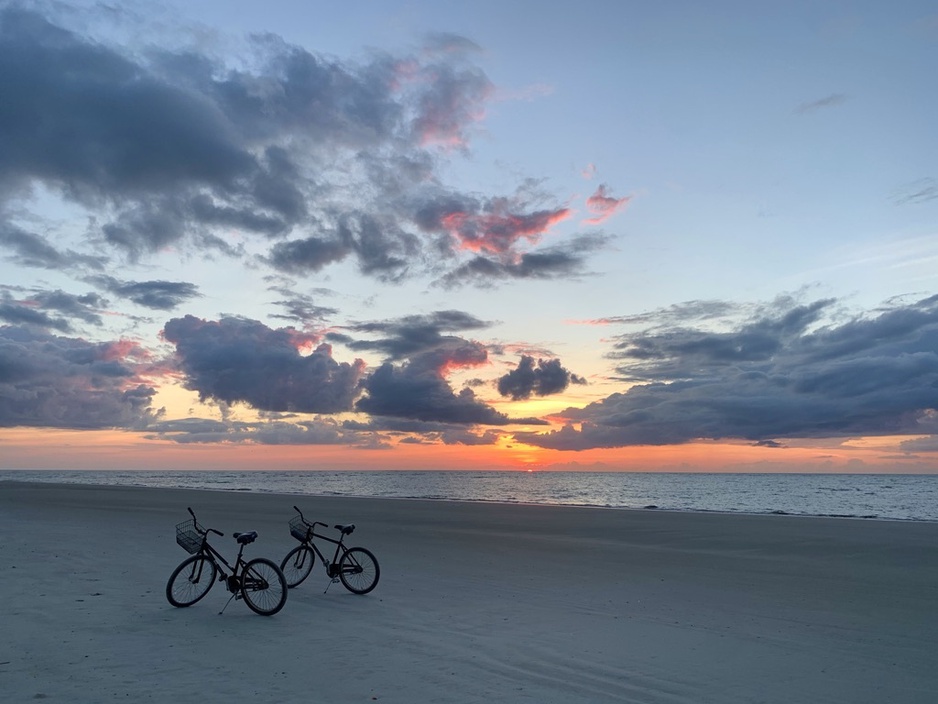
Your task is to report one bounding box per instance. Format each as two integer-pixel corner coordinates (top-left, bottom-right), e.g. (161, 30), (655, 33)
(1, 480), (937, 703)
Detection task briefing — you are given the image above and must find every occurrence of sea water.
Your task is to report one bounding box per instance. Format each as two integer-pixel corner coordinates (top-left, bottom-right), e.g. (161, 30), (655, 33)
(1, 470), (936, 521)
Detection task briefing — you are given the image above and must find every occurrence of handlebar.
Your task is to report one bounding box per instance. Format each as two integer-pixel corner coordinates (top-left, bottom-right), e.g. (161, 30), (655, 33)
(187, 506), (224, 537)
(293, 506), (341, 532)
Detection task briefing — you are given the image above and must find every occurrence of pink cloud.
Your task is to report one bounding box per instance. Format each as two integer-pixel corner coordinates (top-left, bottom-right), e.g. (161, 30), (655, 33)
(440, 204), (571, 254)
(583, 184), (630, 225)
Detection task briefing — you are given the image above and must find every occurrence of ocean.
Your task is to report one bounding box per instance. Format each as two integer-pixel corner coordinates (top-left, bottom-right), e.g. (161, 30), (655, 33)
(1, 470), (936, 521)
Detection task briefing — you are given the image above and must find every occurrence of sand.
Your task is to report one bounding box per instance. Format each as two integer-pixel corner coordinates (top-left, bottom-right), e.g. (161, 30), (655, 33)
(1, 481), (937, 703)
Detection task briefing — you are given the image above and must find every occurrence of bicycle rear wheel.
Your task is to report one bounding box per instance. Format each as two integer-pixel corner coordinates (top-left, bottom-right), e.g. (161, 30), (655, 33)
(241, 558), (288, 615)
(166, 555), (217, 607)
(338, 547), (380, 595)
(280, 544), (315, 588)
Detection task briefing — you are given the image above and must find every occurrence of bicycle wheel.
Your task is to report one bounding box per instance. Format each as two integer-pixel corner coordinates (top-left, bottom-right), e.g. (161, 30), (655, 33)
(338, 547), (380, 595)
(280, 544), (315, 588)
(166, 555), (217, 607)
(241, 558), (288, 616)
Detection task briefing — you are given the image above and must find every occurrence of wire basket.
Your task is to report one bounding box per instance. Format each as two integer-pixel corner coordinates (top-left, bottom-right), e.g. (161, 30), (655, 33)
(175, 519), (202, 554)
(289, 515), (311, 542)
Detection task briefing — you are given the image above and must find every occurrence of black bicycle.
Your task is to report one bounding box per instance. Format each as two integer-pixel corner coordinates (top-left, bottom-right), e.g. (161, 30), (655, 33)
(280, 506), (380, 594)
(166, 507), (288, 616)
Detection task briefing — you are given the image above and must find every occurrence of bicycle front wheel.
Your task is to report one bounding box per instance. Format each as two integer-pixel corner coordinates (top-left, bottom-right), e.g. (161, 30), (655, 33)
(166, 555), (217, 607)
(338, 547), (380, 595)
(241, 558), (288, 615)
(280, 544), (315, 588)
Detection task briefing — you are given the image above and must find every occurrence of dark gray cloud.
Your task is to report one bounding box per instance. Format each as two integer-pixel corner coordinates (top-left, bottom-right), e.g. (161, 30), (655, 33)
(586, 299), (741, 328)
(147, 415), (381, 446)
(267, 285), (339, 324)
(357, 355), (510, 425)
(162, 315), (366, 413)
(87, 275), (200, 310)
(497, 355), (586, 400)
(266, 212), (422, 281)
(0, 221), (107, 270)
(517, 295), (938, 449)
(30, 289), (106, 324)
(0, 287), (106, 331)
(439, 428), (501, 445)
(0, 325), (159, 428)
(354, 338), (545, 426)
(160, 311), (542, 428)
(331, 310), (490, 359)
(0, 6), (595, 286)
(437, 234), (610, 288)
(0, 300), (71, 331)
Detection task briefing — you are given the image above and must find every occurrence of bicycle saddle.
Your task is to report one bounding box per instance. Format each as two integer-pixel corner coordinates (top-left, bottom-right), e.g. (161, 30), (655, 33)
(335, 524), (355, 536)
(233, 531), (258, 545)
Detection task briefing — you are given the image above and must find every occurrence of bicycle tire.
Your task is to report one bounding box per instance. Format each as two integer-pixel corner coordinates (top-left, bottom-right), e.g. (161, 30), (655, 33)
(338, 547), (380, 595)
(280, 544), (315, 588)
(240, 558), (288, 615)
(166, 555), (217, 607)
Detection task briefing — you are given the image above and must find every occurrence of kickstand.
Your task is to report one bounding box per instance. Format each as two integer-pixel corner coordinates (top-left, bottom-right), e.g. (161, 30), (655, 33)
(219, 593), (237, 615)
(323, 577), (339, 594)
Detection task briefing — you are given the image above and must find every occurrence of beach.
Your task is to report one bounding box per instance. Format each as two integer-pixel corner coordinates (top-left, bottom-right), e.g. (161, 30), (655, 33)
(1, 482), (936, 703)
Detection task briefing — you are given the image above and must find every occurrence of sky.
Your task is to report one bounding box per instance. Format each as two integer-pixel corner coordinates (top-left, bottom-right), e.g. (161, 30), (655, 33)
(2, 0), (938, 473)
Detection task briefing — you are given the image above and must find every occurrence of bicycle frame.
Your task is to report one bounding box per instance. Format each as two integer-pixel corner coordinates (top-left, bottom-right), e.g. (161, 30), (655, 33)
(300, 526), (350, 578)
(194, 538), (250, 591)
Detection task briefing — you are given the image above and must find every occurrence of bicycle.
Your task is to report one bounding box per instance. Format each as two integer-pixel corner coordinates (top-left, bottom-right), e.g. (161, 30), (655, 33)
(280, 505), (380, 594)
(166, 507), (288, 616)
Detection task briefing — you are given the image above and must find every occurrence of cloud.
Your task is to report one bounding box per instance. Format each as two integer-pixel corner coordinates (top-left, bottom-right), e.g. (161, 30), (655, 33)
(87, 275), (200, 310)
(583, 185), (630, 225)
(414, 192), (570, 254)
(440, 428), (501, 445)
(517, 295), (938, 449)
(331, 310), (490, 359)
(265, 212), (421, 280)
(794, 93), (848, 114)
(342, 415), (506, 444)
(147, 415), (381, 446)
(407, 54), (492, 148)
(574, 300), (742, 328)
(267, 286), (339, 325)
(0, 325), (159, 428)
(0, 287), (107, 331)
(0, 299), (71, 331)
(158, 310), (540, 428)
(162, 315), (366, 413)
(0, 6), (597, 286)
(437, 233), (610, 287)
(354, 339), (545, 426)
(0, 222), (107, 271)
(357, 356), (509, 425)
(496, 355), (586, 400)
(893, 177), (938, 205)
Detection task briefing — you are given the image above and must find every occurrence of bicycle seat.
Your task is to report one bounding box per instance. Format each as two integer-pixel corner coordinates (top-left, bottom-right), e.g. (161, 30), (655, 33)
(233, 531), (258, 545)
(334, 524), (355, 536)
